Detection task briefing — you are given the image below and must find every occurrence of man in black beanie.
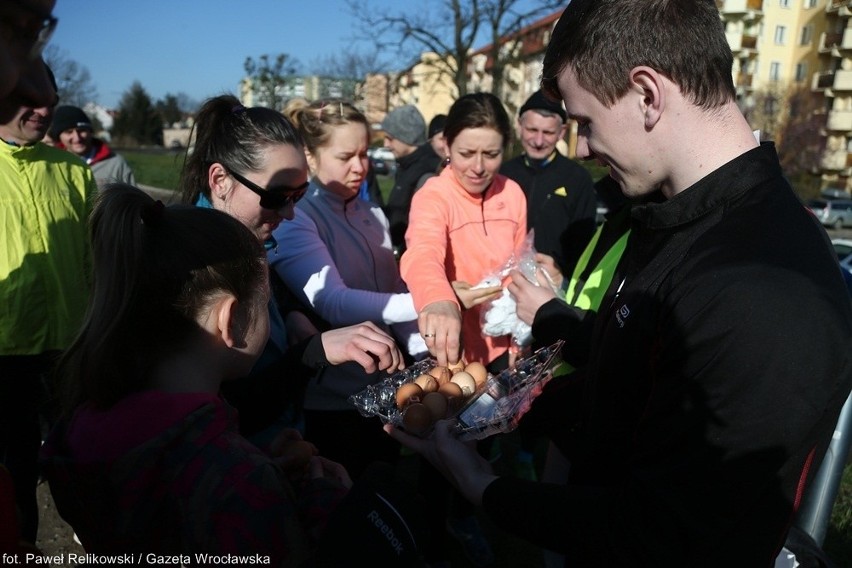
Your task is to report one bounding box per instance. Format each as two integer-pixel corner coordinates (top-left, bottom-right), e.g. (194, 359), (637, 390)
(381, 105), (441, 256)
(501, 89), (597, 277)
(50, 104), (136, 187)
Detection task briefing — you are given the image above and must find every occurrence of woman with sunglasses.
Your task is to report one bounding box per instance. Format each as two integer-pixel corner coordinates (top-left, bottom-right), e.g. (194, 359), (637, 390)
(179, 94), (405, 444)
(269, 99), (426, 477)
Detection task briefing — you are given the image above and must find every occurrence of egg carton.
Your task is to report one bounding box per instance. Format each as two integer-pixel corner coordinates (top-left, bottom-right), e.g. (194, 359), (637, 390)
(349, 340), (564, 441)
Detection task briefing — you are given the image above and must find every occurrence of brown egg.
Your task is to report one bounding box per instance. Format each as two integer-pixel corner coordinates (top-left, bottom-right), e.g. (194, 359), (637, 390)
(437, 380), (463, 398)
(447, 360), (466, 375)
(428, 366), (451, 385)
(413, 373), (438, 393)
(402, 402), (433, 434)
(450, 371), (476, 397)
(422, 391), (449, 421)
(395, 382), (423, 409)
(438, 381), (465, 413)
(464, 361), (488, 389)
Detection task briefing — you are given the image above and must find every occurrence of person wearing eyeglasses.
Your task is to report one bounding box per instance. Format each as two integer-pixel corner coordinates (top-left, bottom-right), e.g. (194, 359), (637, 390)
(271, 99), (427, 478)
(0, 56), (96, 545)
(0, 0), (58, 105)
(179, 94), (406, 446)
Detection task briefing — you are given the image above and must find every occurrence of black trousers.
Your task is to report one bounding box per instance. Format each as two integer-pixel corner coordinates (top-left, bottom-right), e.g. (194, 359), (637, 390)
(0, 352), (57, 543)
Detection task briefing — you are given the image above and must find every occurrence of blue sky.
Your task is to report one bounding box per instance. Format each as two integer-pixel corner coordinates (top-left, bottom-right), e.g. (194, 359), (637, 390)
(49, 0), (560, 109)
(49, 0), (398, 108)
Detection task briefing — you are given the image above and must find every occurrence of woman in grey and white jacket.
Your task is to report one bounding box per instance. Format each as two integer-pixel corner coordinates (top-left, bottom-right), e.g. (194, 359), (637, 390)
(270, 99), (426, 477)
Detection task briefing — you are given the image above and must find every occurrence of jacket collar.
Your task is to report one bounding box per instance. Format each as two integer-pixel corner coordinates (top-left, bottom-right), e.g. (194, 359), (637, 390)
(397, 143), (438, 168)
(631, 142), (782, 231)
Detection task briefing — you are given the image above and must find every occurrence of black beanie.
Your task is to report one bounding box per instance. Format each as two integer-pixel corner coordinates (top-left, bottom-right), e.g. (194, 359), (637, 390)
(50, 105), (92, 140)
(519, 90), (567, 123)
(428, 114), (447, 139)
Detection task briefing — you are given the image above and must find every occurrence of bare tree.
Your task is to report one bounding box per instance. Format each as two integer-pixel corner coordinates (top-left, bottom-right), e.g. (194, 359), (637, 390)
(43, 45), (98, 107)
(481, 0), (564, 101)
(348, 0), (562, 99)
(348, 0), (481, 97)
(775, 85), (826, 198)
(243, 54), (300, 111)
(745, 84), (826, 198)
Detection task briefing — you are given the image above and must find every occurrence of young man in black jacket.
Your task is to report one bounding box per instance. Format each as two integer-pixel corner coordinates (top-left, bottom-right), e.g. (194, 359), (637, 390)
(389, 1), (852, 566)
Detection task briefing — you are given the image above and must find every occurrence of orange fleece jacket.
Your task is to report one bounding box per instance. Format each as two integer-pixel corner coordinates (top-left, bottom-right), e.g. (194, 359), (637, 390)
(400, 165), (527, 365)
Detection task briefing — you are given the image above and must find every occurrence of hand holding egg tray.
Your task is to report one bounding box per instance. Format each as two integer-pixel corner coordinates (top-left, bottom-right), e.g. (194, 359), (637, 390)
(349, 340), (565, 441)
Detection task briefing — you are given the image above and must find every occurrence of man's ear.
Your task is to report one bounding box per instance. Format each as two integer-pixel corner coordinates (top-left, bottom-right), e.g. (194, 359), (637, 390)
(208, 162), (231, 201)
(629, 66), (665, 130)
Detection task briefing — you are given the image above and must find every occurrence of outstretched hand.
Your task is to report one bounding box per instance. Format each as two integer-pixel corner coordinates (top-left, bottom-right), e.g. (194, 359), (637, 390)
(417, 300), (463, 367)
(452, 280), (502, 309)
(320, 321), (405, 373)
(384, 420), (497, 506)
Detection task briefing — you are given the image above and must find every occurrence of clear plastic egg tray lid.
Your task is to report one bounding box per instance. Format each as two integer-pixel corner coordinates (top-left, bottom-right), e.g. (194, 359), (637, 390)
(349, 340), (564, 441)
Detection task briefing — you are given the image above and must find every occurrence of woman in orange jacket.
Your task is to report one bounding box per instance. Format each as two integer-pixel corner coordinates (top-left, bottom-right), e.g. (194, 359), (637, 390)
(400, 92), (527, 371)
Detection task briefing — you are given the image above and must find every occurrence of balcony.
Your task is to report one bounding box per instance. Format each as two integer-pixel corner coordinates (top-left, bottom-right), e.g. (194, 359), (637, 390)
(717, 0), (763, 19)
(735, 72), (754, 94)
(820, 148), (852, 172)
(828, 109), (852, 131)
(820, 29), (852, 55)
(833, 69), (852, 91)
(812, 70), (852, 93)
(814, 71), (835, 92)
(726, 32), (758, 53)
(827, 0), (852, 17)
(820, 31), (844, 53)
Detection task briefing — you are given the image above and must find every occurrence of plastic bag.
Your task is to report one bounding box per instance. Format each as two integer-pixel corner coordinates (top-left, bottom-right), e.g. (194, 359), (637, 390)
(477, 230), (556, 347)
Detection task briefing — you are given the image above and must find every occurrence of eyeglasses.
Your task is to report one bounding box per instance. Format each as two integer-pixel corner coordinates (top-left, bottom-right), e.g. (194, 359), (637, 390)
(226, 168), (308, 210)
(2, 0), (58, 60)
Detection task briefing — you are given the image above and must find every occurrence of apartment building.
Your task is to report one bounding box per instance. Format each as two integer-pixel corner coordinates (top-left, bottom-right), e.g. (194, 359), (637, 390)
(386, 51), (458, 125)
(813, 0), (852, 191)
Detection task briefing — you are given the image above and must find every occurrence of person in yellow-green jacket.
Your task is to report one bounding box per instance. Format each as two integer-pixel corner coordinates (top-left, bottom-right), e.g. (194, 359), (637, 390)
(0, 62), (95, 543)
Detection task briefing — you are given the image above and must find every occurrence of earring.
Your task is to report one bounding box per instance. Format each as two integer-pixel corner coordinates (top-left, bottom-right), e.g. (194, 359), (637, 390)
(443, 157), (450, 166)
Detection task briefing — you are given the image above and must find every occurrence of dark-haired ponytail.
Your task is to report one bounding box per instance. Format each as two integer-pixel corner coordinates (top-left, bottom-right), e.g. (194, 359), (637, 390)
(57, 184), (267, 415)
(179, 94), (303, 206)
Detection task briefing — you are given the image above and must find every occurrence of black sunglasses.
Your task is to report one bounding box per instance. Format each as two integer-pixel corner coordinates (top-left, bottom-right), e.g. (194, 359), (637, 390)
(227, 168), (308, 210)
(4, 0), (58, 60)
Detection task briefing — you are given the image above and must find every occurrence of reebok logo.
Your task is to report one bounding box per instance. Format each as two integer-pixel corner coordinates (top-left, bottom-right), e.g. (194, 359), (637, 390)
(367, 510), (405, 555)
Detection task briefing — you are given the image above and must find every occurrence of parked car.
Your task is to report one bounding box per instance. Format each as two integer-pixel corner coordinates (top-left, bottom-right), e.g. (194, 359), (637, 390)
(370, 155), (391, 176)
(833, 238), (852, 295)
(368, 147), (395, 162)
(367, 147), (395, 176)
(808, 199), (852, 230)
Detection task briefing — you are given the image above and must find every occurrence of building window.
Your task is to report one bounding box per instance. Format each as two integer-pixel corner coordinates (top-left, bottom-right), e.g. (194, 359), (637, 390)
(800, 25), (813, 45)
(770, 61), (781, 82)
(795, 62), (808, 82)
(780, 0), (790, 6)
(804, 0), (817, 7)
(774, 25), (787, 45)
